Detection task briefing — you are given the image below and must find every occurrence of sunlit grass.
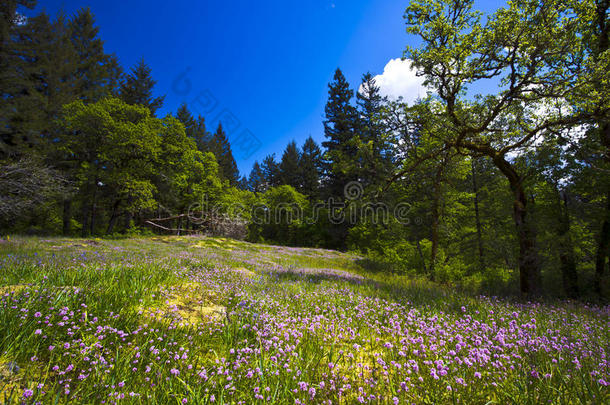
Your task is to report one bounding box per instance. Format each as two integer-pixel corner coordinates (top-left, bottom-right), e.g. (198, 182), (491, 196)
(0, 236), (608, 404)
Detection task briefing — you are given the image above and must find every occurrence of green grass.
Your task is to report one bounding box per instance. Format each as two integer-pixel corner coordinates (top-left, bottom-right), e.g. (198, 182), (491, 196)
(0, 236), (608, 404)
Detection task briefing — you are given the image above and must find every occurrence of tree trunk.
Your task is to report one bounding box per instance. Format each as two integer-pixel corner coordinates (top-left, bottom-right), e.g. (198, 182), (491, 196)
(106, 199), (121, 234)
(594, 189), (610, 295)
(89, 183), (98, 236)
(177, 215), (183, 236)
(429, 154), (450, 278)
(429, 163), (444, 278)
(123, 196), (134, 232)
(81, 197), (89, 237)
(471, 159), (485, 273)
(493, 154), (540, 295)
(416, 239), (428, 274)
(557, 190), (579, 298)
(592, 0), (610, 295)
(62, 199), (71, 236)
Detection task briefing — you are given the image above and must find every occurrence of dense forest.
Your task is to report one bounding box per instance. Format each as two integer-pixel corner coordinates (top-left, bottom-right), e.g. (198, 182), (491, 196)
(1, 0), (609, 299)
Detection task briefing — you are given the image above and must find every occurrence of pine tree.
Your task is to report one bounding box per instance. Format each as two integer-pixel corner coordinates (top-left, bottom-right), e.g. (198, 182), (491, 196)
(248, 161), (265, 193)
(237, 176), (249, 190)
(40, 14), (81, 140)
(299, 136), (322, 199)
(175, 104), (211, 152)
(322, 68), (359, 198)
(0, 1), (35, 55)
(1, 11), (90, 156)
(279, 140), (301, 189)
(209, 123), (239, 185)
(176, 103), (196, 138)
(119, 57), (164, 115)
(193, 115), (210, 153)
(261, 154), (280, 189)
(357, 72), (391, 189)
(68, 8), (119, 103)
(0, 12), (52, 154)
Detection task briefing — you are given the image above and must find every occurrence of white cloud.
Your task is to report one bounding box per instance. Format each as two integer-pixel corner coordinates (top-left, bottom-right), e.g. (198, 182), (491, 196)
(364, 58), (428, 104)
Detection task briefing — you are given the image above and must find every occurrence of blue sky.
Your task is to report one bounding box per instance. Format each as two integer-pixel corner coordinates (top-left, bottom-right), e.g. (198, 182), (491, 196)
(30, 0), (502, 176)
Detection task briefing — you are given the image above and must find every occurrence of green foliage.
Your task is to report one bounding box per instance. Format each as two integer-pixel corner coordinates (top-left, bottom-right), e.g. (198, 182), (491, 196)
(249, 185), (309, 245)
(299, 136), (323, 199)
(60, 97), (161, 216)
(260, 153), (280, 188)
(209, 123), (240, 186)
(278, 140), (301, 189)
(119, 57), (164, 115)
(247, 161), (265, 193)
(322, 68), (359, 198)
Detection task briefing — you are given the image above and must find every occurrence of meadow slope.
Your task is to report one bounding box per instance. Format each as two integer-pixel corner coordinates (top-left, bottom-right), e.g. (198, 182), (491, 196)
(0, 236), (608, 404)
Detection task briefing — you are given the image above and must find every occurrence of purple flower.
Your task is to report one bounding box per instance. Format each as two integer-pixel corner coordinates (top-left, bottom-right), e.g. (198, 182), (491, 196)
(23, 389), (33, 399)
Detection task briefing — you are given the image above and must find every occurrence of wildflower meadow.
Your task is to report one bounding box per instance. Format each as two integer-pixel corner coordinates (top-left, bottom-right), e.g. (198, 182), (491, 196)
(0, 236), (608, 404)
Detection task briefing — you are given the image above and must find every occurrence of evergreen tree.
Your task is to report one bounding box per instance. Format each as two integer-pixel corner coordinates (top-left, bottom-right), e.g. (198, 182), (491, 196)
(119, 57), (164, 114)
(299, 136), (322, 199)
(209, 122), (239, 185)
(176, 103), (196, 138)
(0, 1), (36, 52)
(1, 7), (120, 230)
(175, 105), (211, 154)
(261, 154), (280, 189)
(38, 14), (81, 140)
(322, 68), (359, 198)
(357, 72), (391, 190)
(68, 8), (119, 103)
(279, 140), (301, 189)
(193, 115), (210, 152)
(237, 176), (249, 190)
(0, 12), (52, 154)
(248, 161), (265, 193)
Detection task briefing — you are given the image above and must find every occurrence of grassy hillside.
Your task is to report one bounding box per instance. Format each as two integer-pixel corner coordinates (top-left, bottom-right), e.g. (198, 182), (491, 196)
(0, 236), (608, 404)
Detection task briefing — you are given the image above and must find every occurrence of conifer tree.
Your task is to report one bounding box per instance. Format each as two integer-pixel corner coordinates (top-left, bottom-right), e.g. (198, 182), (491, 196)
(176, 103), (196, 138)
(0, 1), (36, 53)
(237, 176), (249, 190)
(279, 140), (301, 189)
(322, 68), (359, 198)
(119, 57), (164, 115)
(299, 136), (323, 199)
(69, 8), (119, 103)
(248, 161), (265, 193)
(0, 12), (52, 154)
(193, 116), (210, 153)
(176, 103), (210, 153)
(209, 123), (239, 185)
(357, 72), (391, 189)
(261, 154), (280, 189)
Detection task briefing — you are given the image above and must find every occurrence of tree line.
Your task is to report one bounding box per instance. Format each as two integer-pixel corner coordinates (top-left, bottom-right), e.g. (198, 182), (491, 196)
(0, 3), (244, 235)
(1, 0), (609, 299)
